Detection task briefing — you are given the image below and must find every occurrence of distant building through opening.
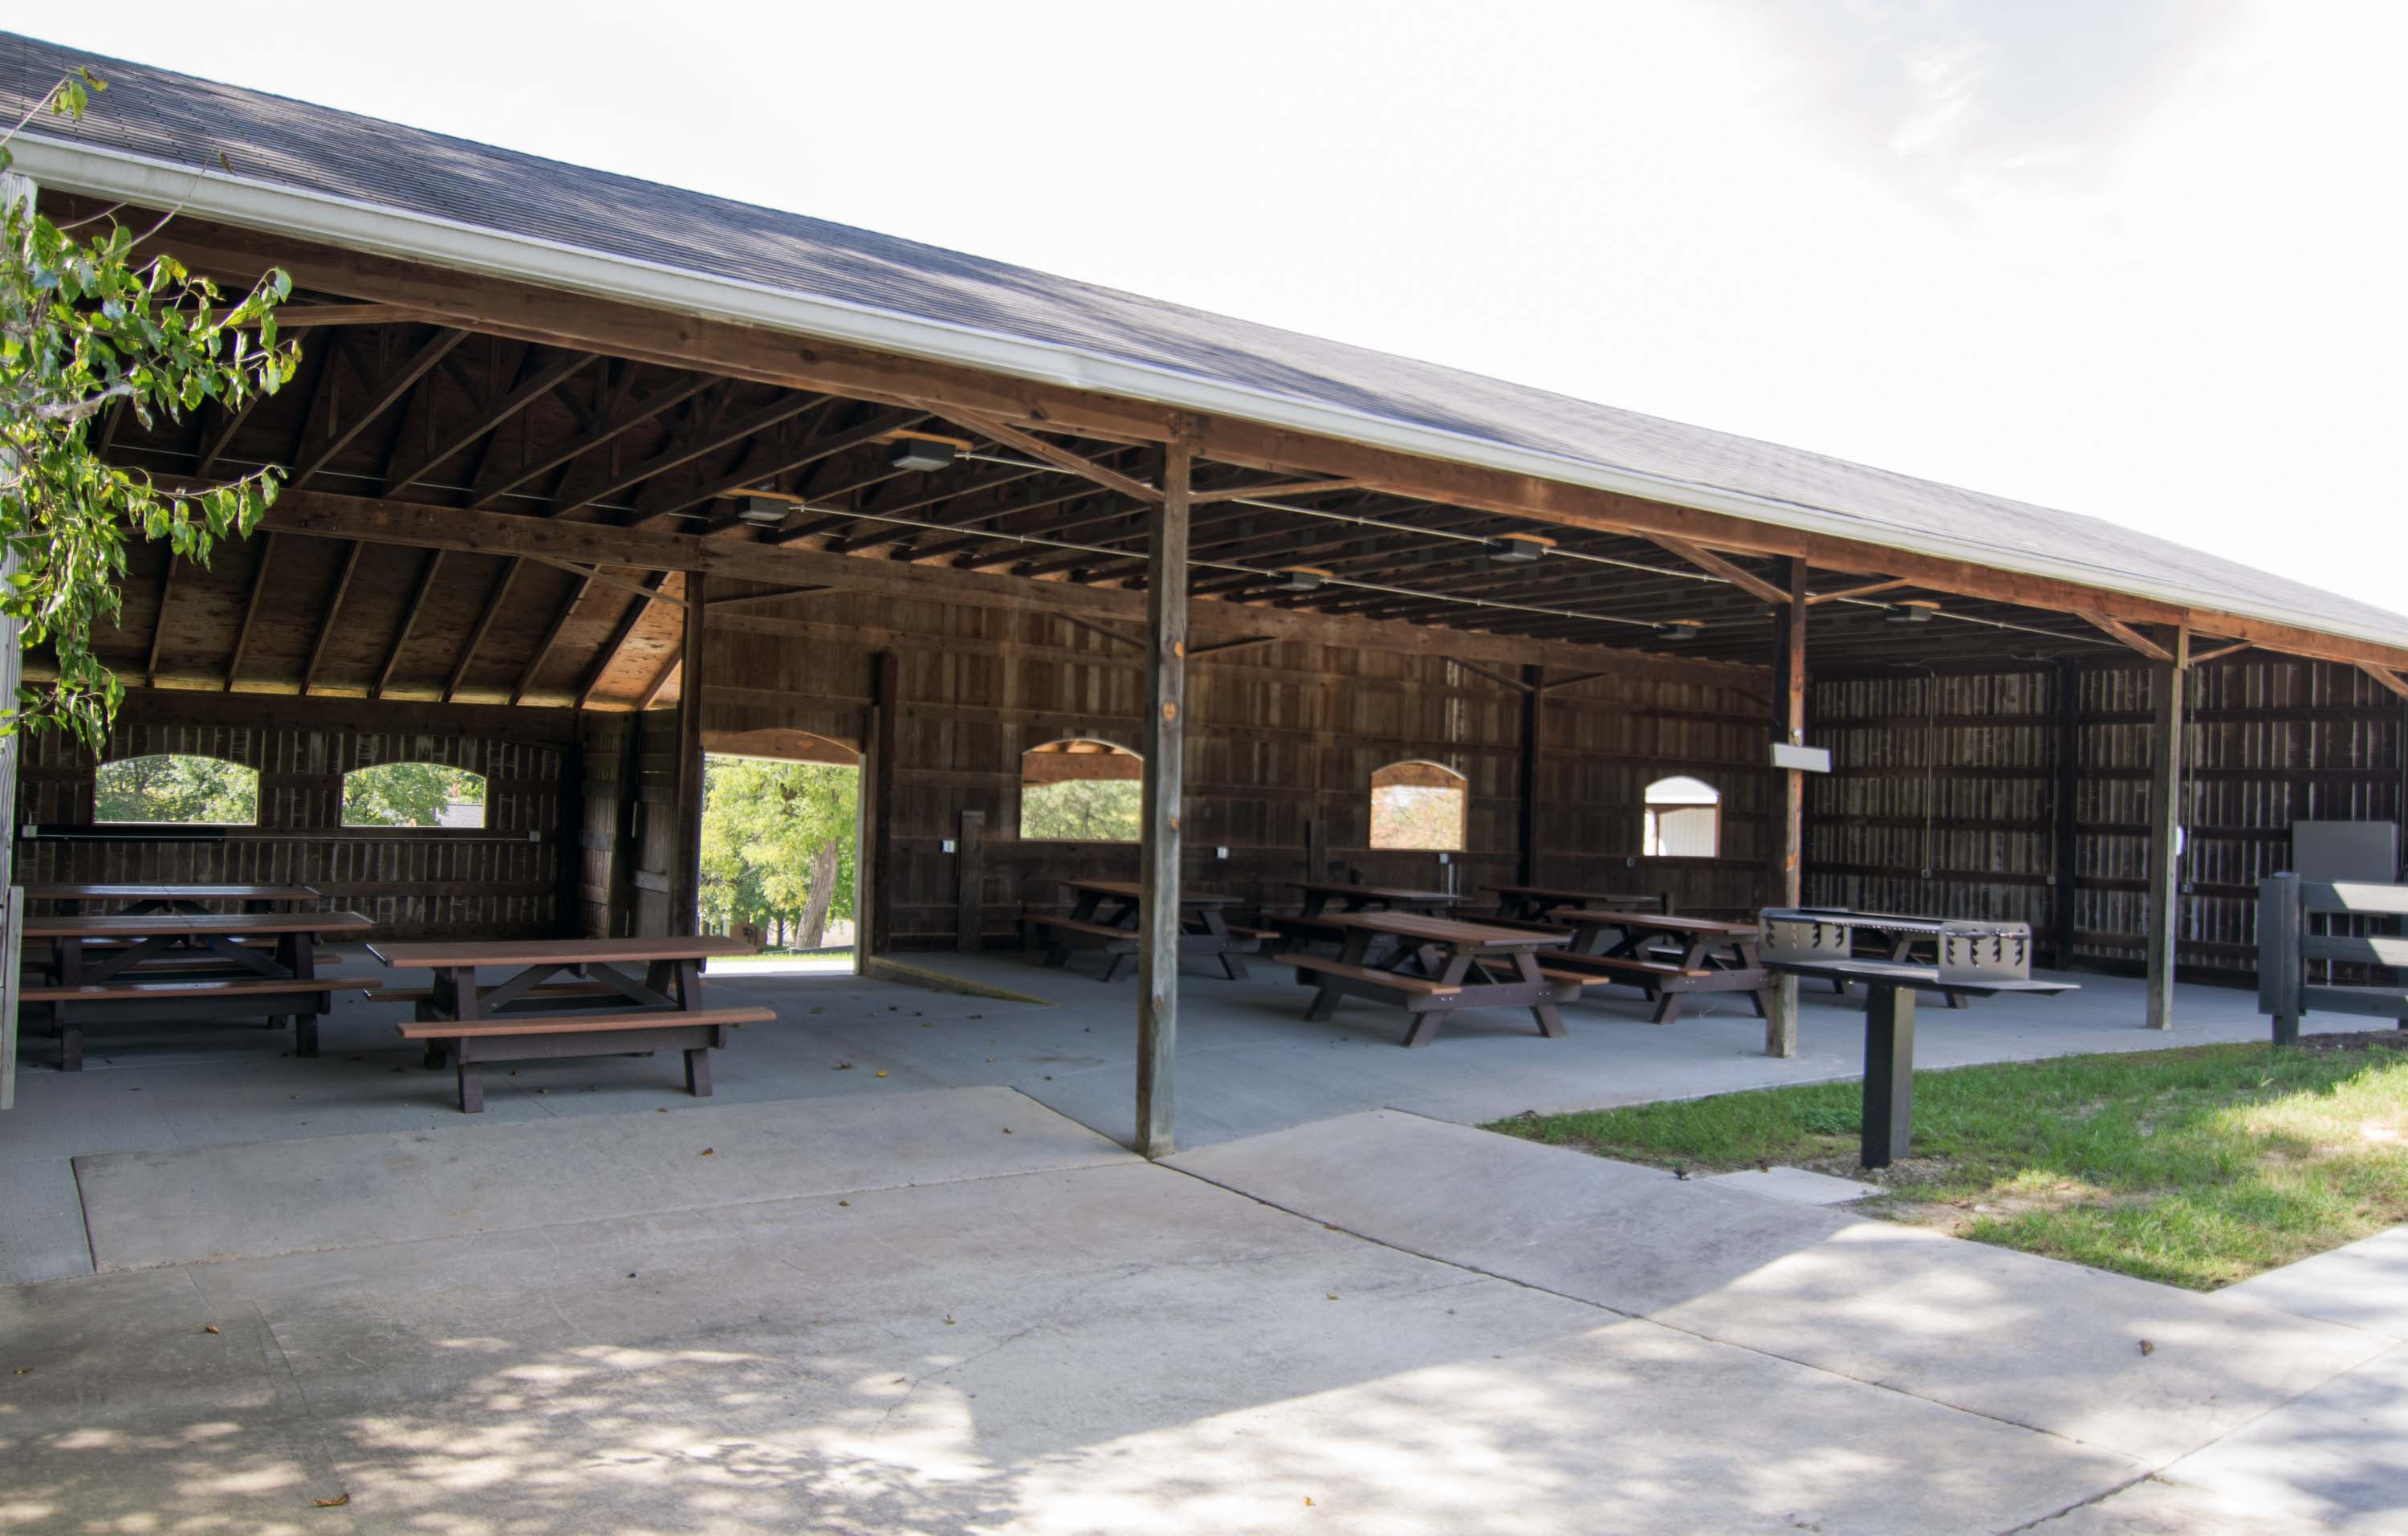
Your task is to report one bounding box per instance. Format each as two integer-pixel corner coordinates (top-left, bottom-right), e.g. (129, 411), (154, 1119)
(1021, 739), (1142, 842)
(340, 763), (488, 829)
(93, 754), (258, 825)
(1642, 775), (1721, 857)
(1369, 760), (1467, 851)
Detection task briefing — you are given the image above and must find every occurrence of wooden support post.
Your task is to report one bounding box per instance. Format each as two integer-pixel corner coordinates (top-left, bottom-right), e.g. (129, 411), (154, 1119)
(1516, 664), (1543, 886)
(2052, 657), (2083, 968)
(1764, 556), (1808, 1057)
(1135, 440), (1192, 1159)
(955, 809), (986, 953)
(1306, 817), (1329, 882)
(671, 572), (706, 936)
(2146, 626), (2191, 1029)
(864, 650), (900, 959)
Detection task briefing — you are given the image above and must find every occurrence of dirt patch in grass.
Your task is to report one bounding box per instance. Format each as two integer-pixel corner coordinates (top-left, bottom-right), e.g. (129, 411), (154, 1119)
(1490, 1037), (2408, 1290)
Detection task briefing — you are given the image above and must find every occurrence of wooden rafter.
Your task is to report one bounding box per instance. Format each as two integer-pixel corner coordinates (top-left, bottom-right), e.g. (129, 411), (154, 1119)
(300, 541), (365, 693)
(292, 328), (469, 484)
(1639, 533), (1793, 606)
(521, 554), (690, 609)
(637, 649), (682, 711)
(145, 555), (181, 687)
(445, 559), (521, 703)
(2080, 612), (2177, 664)
(467, 371), (714, 511)
(1188, 478), (1370, 506)
(702, 585), (835, 613)
(375, 549), (444, 698)
(1449, 658), (1533, 693)
(510, 571), (593, 706)
(2362, 664), (2408, 703)
(223, 534), (279, 691)
(384, 348), (596, 496)
(577, 571), (673, 708)
(556, 391), (821, 519)
(2191, 639), (2254, 666)
(1190, 635), (1274, 659)
(1537, 669), (1611, 693)
(1057, 613), (1145, 651)
(635, 404), (927, 526)
(1804, 577), (1913, 607)
(927, 407), (1165, 503)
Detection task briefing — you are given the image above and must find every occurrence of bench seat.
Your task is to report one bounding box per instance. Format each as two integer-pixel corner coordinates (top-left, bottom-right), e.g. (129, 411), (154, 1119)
(23, 974), (373, 1068)
(402, 1005), (775, 1111)
(1287, 953), (1462, 996)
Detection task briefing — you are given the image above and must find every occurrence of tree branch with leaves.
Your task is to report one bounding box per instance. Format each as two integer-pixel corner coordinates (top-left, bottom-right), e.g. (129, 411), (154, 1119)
(2, 67), (299, 748)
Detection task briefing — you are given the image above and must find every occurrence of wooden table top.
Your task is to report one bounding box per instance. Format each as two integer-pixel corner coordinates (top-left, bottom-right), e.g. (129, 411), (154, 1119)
(1490, 886), (1662, 907)
(1552, 909), (1761, 937)
(23, 911), (373, 938)
(370, 935), (759, 968)
(1064, 879), (1237, 905)
(1328, 911), (1564, 948)
(1290, 882), (1458, 904)
(22, 882), (323, 902)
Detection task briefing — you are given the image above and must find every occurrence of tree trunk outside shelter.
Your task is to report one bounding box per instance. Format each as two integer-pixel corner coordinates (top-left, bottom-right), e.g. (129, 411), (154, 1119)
(798, 839), (840, 948)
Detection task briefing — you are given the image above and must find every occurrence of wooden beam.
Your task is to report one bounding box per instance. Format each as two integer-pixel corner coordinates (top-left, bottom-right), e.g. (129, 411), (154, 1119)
(375, 550), (444, 699)
(1515, 662), (1542, 885)
(194, 392), (266, 477)
(144, 555), (181, 688)
(1537, 669), (1612, 694)
(576, 571), (673, 708)
(928, 407), (1165, 504)
(864, 650), (901, 956)
(1136, 442), (1193, 1159)
(223, 534), (278, 691)
(671, 572), (707, 935)
(511, 570), (594, 706)
(2190, 640), (2253, 666)
(2146, 626), (2191, 1029)
(635, 403), (925, 525)
(1766, 556), (1808, 1059)
(469, 372), (715, 511)
(636, 656), (681, 713)
(702, 585), (836, 613)
(2361, 665), (2408, 703)
(954, 809), (986, 954)
(291, 328), (469, 484)
(2053, 656), (2082, 968)
(1641, 533), (1794, 606)
(445, 559), (520, 703)
(140, 210), (2408, 672)
(1804, 577), (1913, 607)
(117, 685), (580, 744)
(1057, 613), (1145, 651)
(384, 348), (596, 496)
(559, 390), (821, 519)
(300, 541), (365, 694)
(1187, 478), (1370, 506)
(244, 484), (1769, 692)
(1190, 635), (1275, 659)
(2081, 612), (2177, 664)
(521, 553), (691, 609)
(1450, 658), (1533, 694)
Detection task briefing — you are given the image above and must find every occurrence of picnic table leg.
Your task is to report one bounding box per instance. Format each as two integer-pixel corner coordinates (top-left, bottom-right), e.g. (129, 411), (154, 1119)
(685, 1047), (714, 1096)
(426, 964), (473, 1069)
(1200, 908), (1251, 980)
(287, 931), (319, 1057)
(1861, 980), (1916, 1170)
(455, 1043), (486, 1113)
(1514, 950), (1568, 1039)
(1306, 927), (1374, 1021)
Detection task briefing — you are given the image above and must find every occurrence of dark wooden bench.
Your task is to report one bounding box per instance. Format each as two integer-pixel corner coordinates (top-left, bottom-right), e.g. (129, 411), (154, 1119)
(22, 974), (376, 1068)
(1288, 951), (1462, 1000)
(1038, 915), (1141, 980)
(401, 1004), (776, 1111)
(366, 980), (626, 1016)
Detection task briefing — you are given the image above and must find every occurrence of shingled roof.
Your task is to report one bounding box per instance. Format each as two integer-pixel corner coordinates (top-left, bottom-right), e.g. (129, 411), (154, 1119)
(8, 29), (2404, 651)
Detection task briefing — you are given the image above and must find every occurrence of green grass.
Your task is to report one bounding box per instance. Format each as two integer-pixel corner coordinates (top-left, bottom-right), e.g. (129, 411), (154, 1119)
(1488, 1035), (2408, 1290)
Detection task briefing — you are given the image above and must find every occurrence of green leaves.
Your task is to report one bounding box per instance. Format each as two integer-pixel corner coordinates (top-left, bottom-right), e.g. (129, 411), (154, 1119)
(1, 69), (299, 747)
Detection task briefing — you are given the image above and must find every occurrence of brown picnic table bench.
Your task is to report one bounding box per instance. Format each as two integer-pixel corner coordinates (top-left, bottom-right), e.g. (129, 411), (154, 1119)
(1540, 909), (1771, 1024)
(21, 909), (376, 1069)
(1288, 911), (1580, 1047)
(1487, 885), (1670, 923)
(1038, 879), (1267, 981)
(370, 935), (770, 1111)
(1274, 881), (1463, 951)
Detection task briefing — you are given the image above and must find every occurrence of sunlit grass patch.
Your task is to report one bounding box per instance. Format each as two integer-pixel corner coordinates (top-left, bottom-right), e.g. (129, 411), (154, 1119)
(1489, 1034), (2408, 1289)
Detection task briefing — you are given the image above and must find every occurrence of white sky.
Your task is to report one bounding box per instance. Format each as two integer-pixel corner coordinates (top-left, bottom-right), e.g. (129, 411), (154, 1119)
(29, 0), (2408, 616)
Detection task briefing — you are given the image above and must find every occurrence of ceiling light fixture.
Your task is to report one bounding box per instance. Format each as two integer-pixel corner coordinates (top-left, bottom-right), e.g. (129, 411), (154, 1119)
(1275, 566), (1332, 593)
(736, 495), (791, 528)
(1487, 532), (1555, 564)
(887, 438), (958, 473)
(1655, 619), (1705, 642)
(1886, 599), (1943, 625)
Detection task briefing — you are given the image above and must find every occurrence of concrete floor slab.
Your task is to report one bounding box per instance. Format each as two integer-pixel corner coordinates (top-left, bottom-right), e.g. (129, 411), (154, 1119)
(2223, 1226), (2408, 1339)
(74, 1086), (1133, 1271)
(6, 1155), (2141, 1535)
(1704, 1165), (1880, 1204)
(2146, 1343), (2408, 1532)
(1170, 1110), (2392, 1463)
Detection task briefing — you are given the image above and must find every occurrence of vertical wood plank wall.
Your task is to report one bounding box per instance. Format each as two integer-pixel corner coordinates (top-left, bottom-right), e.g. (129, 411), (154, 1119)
(1808, 658), (2408, 979)
(13, 703), (573, 936)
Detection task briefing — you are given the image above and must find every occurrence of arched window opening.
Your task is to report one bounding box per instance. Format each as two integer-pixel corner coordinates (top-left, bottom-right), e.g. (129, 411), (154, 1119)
(1020, 739), (1142, 842)
(341, 763), (488, 829)
(1369, 760), (1467, 852)
(94, 755), (258, 825)
(1643, 775), (1721, 858)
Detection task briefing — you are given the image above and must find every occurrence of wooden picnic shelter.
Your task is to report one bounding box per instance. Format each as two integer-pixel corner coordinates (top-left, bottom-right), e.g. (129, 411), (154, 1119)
(7, 35), (2408, 1150)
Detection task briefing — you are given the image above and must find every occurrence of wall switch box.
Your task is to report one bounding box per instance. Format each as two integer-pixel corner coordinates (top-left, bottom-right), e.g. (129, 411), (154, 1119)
(1215, 845), (1229, 859)
(941, 838), (956, 854)
(1437, 852), (1450, 865)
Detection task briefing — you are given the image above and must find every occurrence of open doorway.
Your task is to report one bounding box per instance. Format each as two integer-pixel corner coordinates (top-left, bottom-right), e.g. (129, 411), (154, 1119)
(698, 730), (861, 972)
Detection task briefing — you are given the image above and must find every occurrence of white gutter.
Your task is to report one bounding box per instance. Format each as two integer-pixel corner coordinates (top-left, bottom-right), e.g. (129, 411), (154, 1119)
(18, 131), (2408, 657)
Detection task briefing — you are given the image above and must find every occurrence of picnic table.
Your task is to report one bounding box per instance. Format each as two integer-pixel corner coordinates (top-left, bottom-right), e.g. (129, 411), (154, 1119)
(21, 909), (376, 1068)
(1287, 911), (1580, 1047)
(1487, 885), (1670, 923)
(24, 882), (322, 915)
(1275, 881), (1462, 952)
(369, 935), (771, 1111)
(1543, 909), (1770, 1023)
(1037, 879), (1267, 981)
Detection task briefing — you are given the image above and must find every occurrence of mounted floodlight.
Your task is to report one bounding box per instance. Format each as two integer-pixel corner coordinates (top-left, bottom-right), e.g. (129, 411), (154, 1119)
(1886, 599), (1942, 625)
(889, 438), (958, 473)
(1275, 566), (1332, 593)
(736, 495), (791, 528)
(1655, 619), (1705, 642)
(1487, 532), (1555, 564)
